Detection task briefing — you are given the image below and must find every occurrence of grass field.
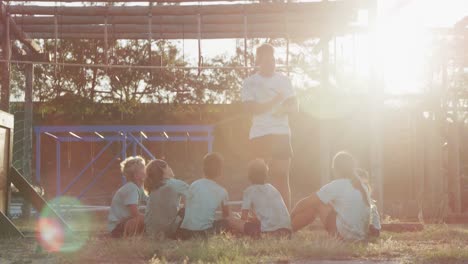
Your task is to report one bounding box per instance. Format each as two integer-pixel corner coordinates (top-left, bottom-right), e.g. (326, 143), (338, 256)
(1, 221), (468, 264)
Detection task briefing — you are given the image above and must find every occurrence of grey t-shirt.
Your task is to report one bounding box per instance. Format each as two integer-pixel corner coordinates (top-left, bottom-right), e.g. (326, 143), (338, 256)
(108, 182), (145, 232)
(144, 178), (189, 238)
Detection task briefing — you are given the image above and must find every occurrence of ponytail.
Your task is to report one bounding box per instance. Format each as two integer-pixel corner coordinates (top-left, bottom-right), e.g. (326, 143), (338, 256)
(332, 151), (372, 207)
(351, 170), (371, 207)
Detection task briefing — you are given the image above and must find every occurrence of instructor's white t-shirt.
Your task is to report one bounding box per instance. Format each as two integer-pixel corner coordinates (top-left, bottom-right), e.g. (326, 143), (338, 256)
(316, 179), (371, 241)
(242, 184), (291, 232)
(242, 73), (295, 139)
(180, 178), (229, 231)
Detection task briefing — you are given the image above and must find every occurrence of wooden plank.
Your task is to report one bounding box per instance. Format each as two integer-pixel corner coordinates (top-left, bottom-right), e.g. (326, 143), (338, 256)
(448, 121), (462, 214)
(0, 2), (41, 54)
(0, 211), (24, 238)
(13, 22), (330, 34)
(10, 168), (72, 234)
(12, 13), (332, 25)
(8, 16), (42, 54)
(8, 2), (359, 16)
(1, 12), (11, 112)
(0, 28), (334, 39)
(10, 0), (258, 2)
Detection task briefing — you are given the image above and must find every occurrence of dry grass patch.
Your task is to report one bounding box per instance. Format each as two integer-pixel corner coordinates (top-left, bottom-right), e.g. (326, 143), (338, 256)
(3, 223), (468, 263)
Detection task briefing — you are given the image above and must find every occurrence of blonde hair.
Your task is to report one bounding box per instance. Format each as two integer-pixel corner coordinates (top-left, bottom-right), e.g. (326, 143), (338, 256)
(120, 156), (146, 181)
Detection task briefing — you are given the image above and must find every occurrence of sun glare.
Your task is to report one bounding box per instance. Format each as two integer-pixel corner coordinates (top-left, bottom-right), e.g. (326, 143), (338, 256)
(371, 0), (467, 94)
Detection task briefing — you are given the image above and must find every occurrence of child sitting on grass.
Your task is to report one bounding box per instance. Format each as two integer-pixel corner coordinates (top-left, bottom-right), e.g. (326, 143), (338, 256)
(291, 151), (381, 241)
(144, 159), (189, 239)
(177, 152), (230, 240)
(228, 159), (292, 238)
(108, 156), (147, 238)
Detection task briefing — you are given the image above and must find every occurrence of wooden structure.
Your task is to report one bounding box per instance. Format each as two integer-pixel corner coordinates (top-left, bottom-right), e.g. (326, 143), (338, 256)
(0, 110), (70, 238)
(0, 0), (385, 221)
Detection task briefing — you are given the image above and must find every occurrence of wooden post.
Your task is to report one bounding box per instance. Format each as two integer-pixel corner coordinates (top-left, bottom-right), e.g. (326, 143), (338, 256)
(447, 121), (462, 214)
(1, 10), (11, 112)
(412, 112), (425, 222)
(21, 62), (34, 218)
(320, 35), (331, 186)
(368, 0), (384, 210)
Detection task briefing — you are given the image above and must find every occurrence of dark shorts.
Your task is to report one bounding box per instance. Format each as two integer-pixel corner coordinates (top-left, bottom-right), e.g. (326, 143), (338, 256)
(110, 218), (132, 238)
(176, 219), (228, 240)
(244, 222), (291, 239)
(250, 134), (293, 160)
(244, 222), (261, 238)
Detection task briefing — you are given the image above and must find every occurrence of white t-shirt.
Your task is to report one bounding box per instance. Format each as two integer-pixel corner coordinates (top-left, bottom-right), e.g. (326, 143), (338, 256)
(145, 178), (189, 238)
(180, 178), (229, 231)
(108, 182), (145, 232)
(242, 184), (291, 232)
(316, 179), (371, 241)
(242, 73), (295, 139)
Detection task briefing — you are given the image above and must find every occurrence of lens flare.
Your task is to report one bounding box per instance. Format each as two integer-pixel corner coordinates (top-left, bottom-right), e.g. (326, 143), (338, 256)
(36, 196), (92, 253)
(37, 217), (65, 252)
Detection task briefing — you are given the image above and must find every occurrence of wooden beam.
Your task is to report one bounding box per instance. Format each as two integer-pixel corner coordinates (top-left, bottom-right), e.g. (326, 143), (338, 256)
(8, 17), (42, 54)
(10, 22), (332, 34)
(0, 211), (24, 238)
(8, 2), (359, 16)
(0, 2), (42, 55)
(10, 31), (317, 39)
(6, 0), (256, 2)
(1, 12), (11, 112)
(12, 13), (333, 25)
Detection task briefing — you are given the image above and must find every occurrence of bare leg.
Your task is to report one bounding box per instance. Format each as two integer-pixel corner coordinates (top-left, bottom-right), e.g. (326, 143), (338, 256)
(269, 159), (291, 210)
(291, 194), (331, 232)
(123, 215), (145, 237)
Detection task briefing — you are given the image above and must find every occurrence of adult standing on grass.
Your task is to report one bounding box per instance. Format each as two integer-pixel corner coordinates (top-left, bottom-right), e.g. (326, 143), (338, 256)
(108, 156), (147, 238)
(241, 43), (298, 210)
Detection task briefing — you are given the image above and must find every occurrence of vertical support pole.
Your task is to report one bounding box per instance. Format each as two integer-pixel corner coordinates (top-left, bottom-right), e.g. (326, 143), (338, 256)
(319, 36), (331, 186)
(448, 121), (461, 214)
(243, 13), (248, 77)
(368, 0), (384, 211)
(22, 61), (34, 218)
(35, 131), (41, 184)
(1, 12), (11, 112)
(121, 132), (127, 184)
(208, 131), (213, 153)
(23, 63), (34, 182)
(56, 141), (61, 197)
(132, 140), (137, 157)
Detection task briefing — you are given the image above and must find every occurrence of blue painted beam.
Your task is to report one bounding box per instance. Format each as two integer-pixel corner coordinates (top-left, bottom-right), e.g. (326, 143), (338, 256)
(61, 141), (114, 195)
(55, 136), (212, 142)
(56, 142), (61, 197)
(35, 125), (214, 134)
(127, 133), (156, 160)
(77, 157), (118, 199)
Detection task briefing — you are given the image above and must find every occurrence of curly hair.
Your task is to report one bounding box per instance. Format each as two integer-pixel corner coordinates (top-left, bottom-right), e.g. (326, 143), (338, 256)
(120, 156), (146, 181)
